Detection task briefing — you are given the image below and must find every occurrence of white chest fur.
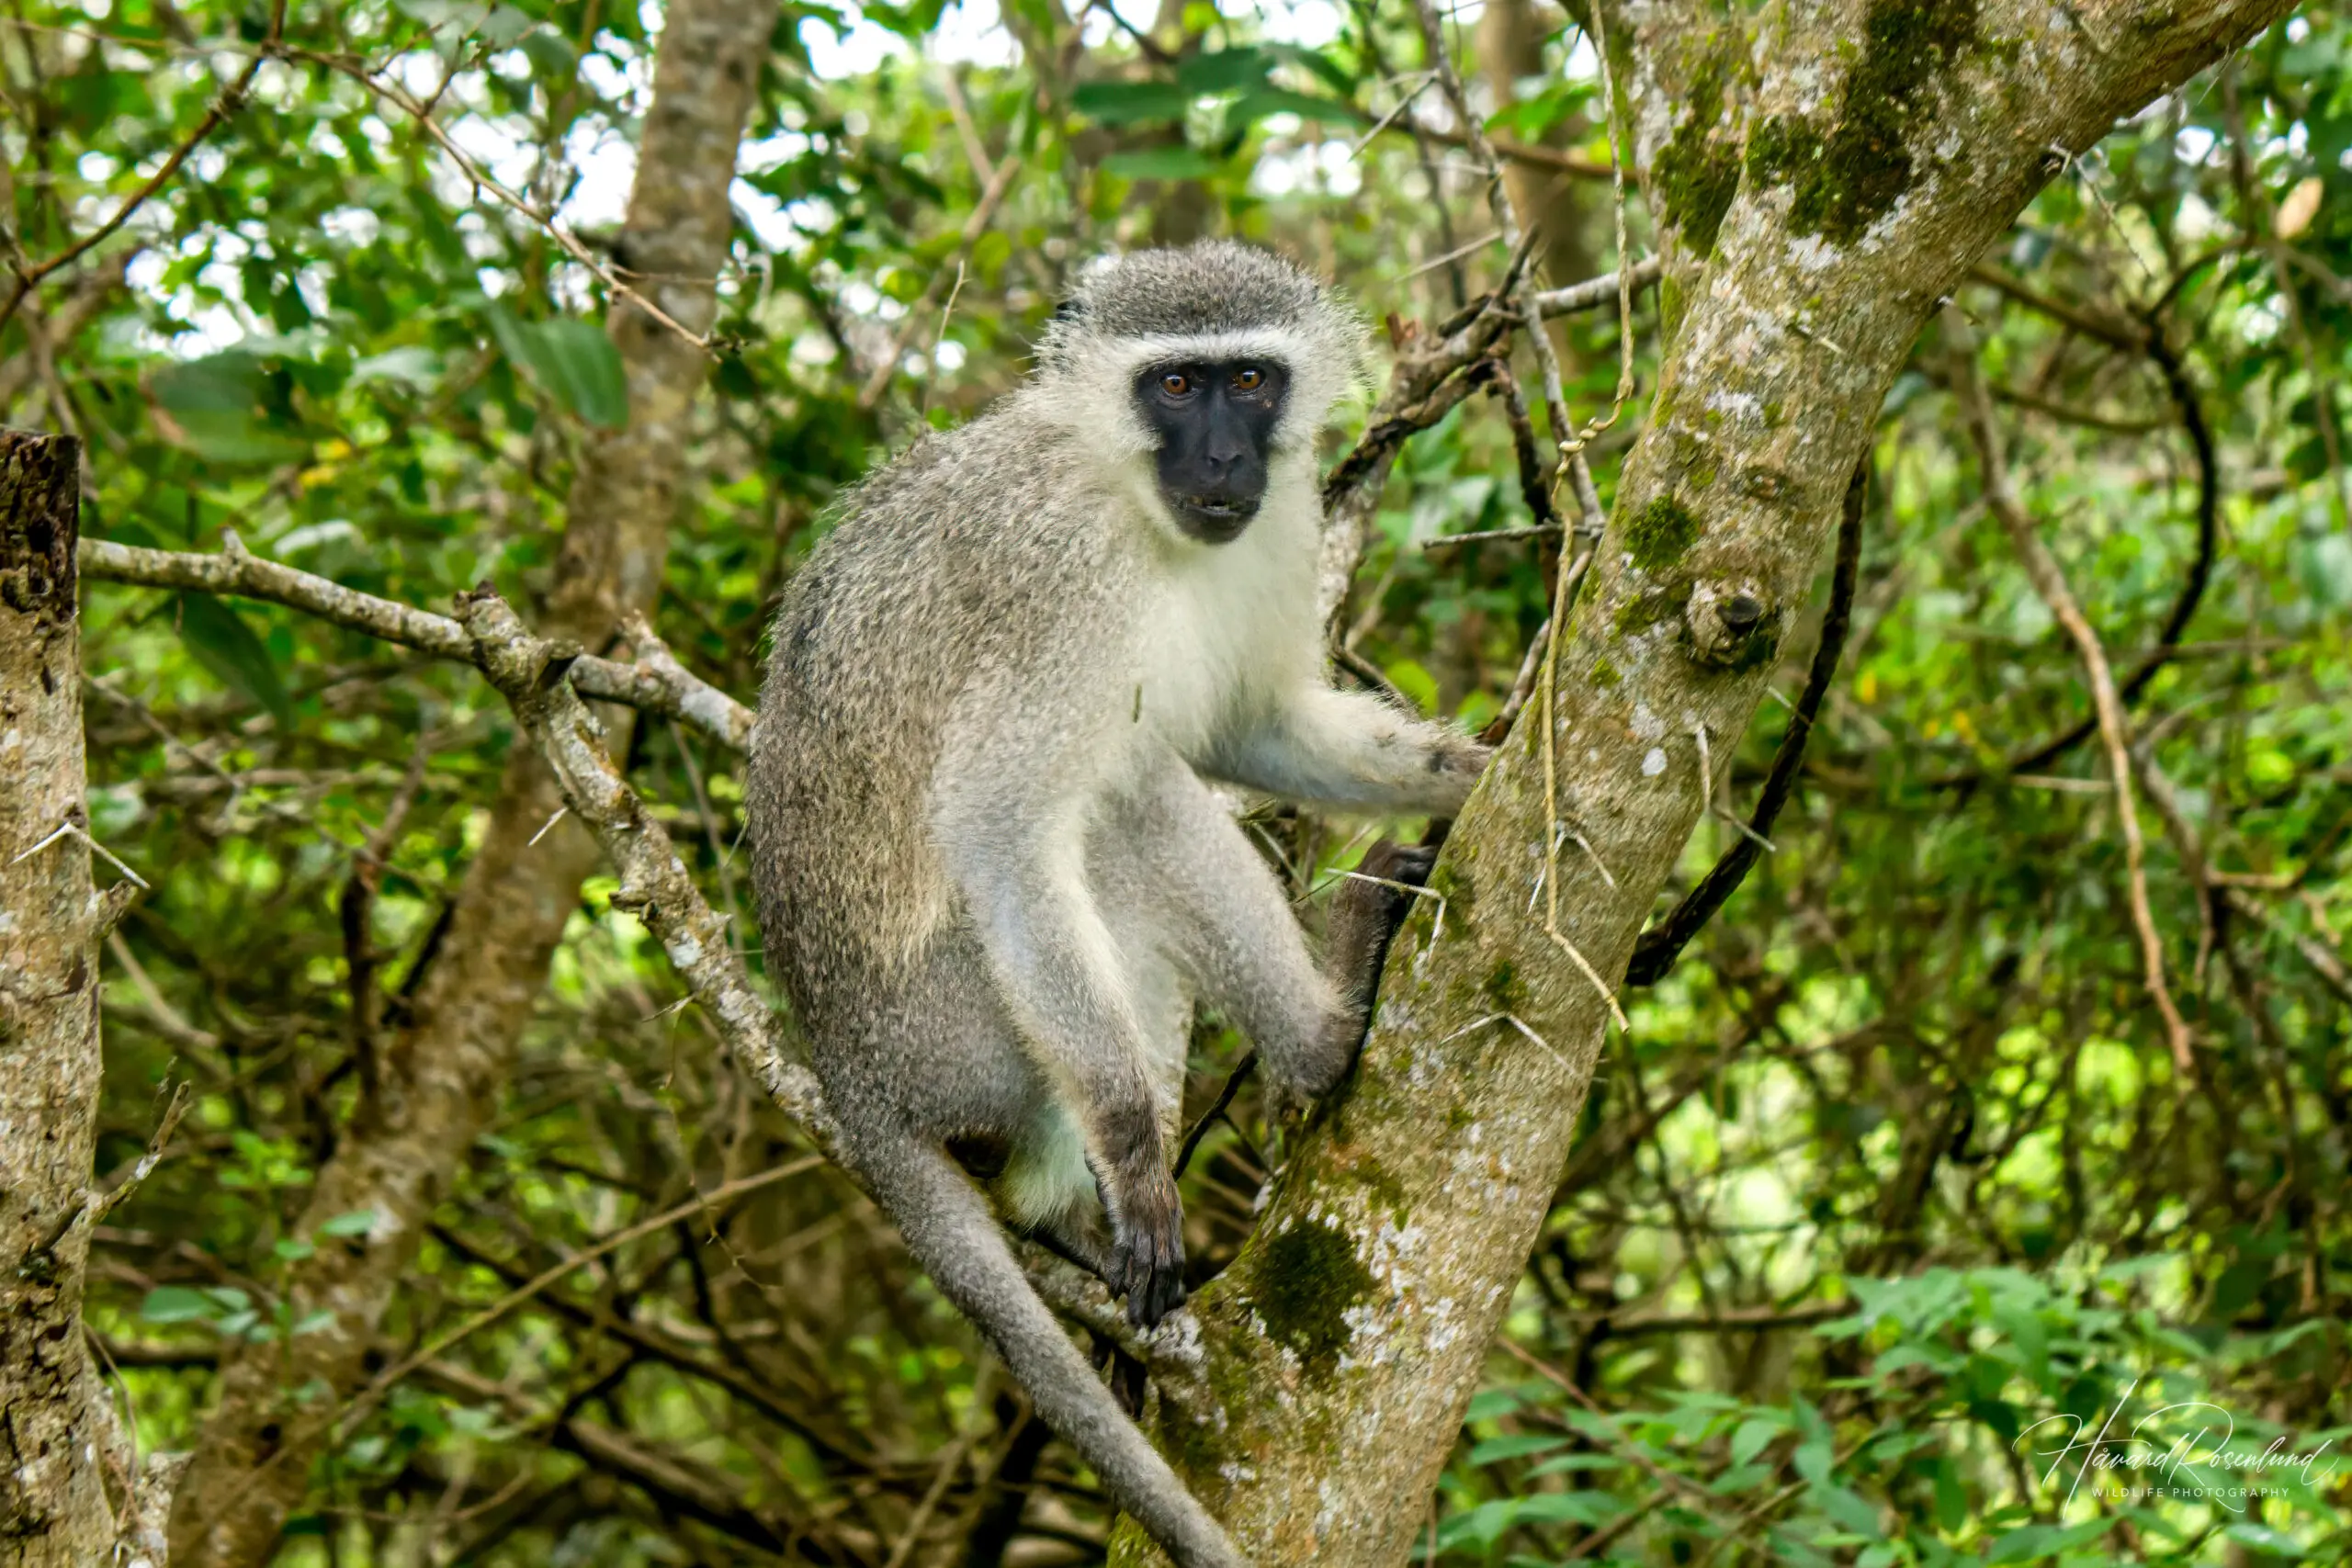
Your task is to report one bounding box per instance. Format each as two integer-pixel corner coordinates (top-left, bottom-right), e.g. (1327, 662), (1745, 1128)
(1127, 466), (1320, 761)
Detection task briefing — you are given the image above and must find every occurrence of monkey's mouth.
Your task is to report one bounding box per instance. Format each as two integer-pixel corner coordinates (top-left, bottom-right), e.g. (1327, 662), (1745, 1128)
(1170, 492), (1261, 541)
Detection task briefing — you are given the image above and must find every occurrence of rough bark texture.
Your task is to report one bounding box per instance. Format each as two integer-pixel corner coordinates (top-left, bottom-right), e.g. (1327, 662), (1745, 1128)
(1114, 0), (2294, 1562)
(0, 429), (119, 1565)
(165, 3), (778, 1560)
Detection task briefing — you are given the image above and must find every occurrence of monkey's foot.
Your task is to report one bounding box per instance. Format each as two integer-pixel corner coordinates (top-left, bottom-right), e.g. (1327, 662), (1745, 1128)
(1105, 1163), (1188, 1329)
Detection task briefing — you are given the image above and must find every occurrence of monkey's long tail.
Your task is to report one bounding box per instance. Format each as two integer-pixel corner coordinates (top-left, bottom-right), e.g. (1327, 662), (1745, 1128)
(856, 1133), (1252, 1568)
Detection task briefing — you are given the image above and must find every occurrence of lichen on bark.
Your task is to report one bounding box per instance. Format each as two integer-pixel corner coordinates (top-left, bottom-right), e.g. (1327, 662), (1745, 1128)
(1746, 0), (1984, 243)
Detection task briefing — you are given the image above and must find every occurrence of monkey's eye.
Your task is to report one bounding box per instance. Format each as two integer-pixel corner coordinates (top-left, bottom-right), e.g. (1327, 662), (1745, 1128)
(1231, 367), (1264, 392)
(1158, 371), (1193, 398)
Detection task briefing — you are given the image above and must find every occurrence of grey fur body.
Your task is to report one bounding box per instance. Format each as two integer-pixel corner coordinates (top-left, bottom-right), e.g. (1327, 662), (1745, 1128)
(747, 243), (1487, 1568)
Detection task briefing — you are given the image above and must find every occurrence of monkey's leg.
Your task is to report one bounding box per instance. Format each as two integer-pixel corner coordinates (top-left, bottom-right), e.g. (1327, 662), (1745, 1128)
(1110, 764), (1392, 1102)
(939, 836), (1189, 1328)
(848, 1129), (1250, 1568)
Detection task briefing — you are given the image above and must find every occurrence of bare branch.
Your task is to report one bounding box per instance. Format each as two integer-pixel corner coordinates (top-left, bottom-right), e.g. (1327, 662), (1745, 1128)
(78, 537), (755, 750)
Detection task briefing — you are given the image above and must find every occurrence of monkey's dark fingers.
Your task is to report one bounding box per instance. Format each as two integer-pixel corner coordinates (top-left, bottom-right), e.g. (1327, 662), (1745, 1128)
(1359, 838), (1438, 889)
(1127, 1240), (1188, 1329)
(1108, 1168), (1188, 1329)
(1332, 839), (1435, 941)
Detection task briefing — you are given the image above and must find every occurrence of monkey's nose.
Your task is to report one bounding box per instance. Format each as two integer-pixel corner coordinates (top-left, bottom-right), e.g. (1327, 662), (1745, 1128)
(1720, 594), (1764, 632)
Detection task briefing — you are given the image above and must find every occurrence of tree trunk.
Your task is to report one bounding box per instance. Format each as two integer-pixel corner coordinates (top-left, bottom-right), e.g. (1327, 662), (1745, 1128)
(1114, 0), (2292, 1561)
(0, 429), (120, 1565)
(165, 4), (778, 1561)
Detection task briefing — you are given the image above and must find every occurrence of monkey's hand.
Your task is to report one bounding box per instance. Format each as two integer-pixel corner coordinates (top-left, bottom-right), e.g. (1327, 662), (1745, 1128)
(1279, 839), (1438, 1104)
(1101, 1141), (1188, 1329)
(1426, 734), (1495, 814)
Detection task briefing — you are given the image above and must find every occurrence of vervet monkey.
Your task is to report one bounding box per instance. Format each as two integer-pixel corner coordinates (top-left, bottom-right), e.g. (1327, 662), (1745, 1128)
(747, 241), (1490, 1568)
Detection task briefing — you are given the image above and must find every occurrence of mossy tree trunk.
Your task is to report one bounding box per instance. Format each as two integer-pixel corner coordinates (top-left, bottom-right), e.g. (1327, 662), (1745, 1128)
(1113, 0), (2293, 1562)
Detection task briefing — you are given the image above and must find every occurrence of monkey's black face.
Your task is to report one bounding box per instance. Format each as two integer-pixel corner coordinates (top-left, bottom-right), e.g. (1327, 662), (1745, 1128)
(1133, 360), (1290, 543)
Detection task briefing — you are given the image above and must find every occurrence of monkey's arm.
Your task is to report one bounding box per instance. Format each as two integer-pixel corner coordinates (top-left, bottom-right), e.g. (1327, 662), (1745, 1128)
(933, 743), (1189, 1327)
(1205, 684), (1490, 815)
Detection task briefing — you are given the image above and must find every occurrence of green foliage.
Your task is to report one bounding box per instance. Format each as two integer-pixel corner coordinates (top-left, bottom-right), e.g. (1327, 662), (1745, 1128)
(485, 304), (629, 427)
(9, 0), (2351, 1561)
(1442, 1269), (2348, 1565)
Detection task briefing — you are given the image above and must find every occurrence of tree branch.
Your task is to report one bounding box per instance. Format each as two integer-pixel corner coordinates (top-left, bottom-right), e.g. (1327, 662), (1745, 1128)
(79, 536), (754, 750)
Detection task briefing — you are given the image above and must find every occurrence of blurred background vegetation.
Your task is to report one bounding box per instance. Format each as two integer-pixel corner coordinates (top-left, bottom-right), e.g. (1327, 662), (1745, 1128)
(6, 0), (2351, 1560)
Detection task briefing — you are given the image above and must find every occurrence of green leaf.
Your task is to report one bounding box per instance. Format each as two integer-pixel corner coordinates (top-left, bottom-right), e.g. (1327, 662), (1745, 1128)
(1269, 42), (1355, 95)
(1384, 658), (1439, 716)
(274, 1237), (316, 1262)
(175, 594), (296, 728)
(1993, 1302), (2050, 1382)
(1465, 1434), (1568, 1466)
(1462, 1382), (1547, 1422)
(479, 3), (532, 46)
(152, 353), (306, 465)
(1811, 1482), (1883, 1540)
(487, 306), (629, 427)
(1440, 1499), (1518, 1550)
(1932, 1457), (1968, 1531)
(858, 0), (952, 39)
(1512, 1492), (1623, 1527)
(1175, 46), (1269, 95)
(291, 1309), (337, 1337)
(317, 1208), (380, 1238)
(141, 1285), (219, 1324)
(1985, 1518), (2113, 1563)
(1229, 86), (1366, 127)
(153, 353), (263, 416)
(1708, 1462), (1775, 1494)
(349, 345), (442, 389)
(518, 27), (577, 78)
(1730, 1416), (1783, 1466)
(1101, 146), (1222, 181)
(2225, 1524), (2309, 1554)
(1071, 80), (1194, 125)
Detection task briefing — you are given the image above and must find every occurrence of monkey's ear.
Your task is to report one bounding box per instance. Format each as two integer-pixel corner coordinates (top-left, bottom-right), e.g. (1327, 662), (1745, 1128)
(1050, 295), (1087, 326)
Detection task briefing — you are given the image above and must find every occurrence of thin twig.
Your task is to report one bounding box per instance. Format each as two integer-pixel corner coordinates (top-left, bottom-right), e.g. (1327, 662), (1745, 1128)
(281, 43), (715, 353)
(0, 0), (284, 335)
(1174, 1052), (1259, 1179)
(342, 1155), (828, 1444)
(1947, 309), (2194, 1077)
(860, 154), (1024, 408)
